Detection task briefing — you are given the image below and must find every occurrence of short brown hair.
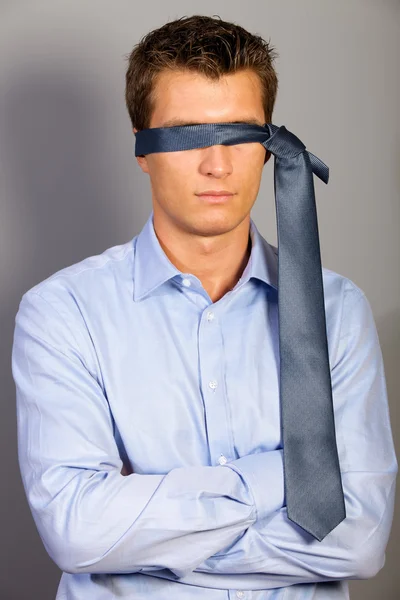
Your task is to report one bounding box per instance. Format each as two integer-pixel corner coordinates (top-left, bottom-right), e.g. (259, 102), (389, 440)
(124, 14), (279, 131)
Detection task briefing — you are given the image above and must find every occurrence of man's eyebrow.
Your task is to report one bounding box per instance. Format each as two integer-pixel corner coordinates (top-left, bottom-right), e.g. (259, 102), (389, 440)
(160, 117), (264, 128)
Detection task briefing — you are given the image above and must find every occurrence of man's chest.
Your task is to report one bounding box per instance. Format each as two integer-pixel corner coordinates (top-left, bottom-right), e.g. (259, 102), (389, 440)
(88, 285), (283, 475)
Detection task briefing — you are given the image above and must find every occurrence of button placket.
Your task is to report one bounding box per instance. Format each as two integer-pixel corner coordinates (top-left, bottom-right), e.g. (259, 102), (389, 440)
(198, 306), (234, 471)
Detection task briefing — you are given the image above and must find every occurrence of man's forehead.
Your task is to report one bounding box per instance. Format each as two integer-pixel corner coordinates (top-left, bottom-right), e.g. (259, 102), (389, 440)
(150, 69), (266, 129)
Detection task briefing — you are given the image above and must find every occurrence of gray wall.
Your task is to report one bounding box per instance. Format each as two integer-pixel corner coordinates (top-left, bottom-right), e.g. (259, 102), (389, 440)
(1, 1), (399, 598)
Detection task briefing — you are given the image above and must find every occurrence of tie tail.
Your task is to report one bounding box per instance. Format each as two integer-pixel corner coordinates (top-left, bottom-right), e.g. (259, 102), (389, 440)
(308, 151), (329, 184)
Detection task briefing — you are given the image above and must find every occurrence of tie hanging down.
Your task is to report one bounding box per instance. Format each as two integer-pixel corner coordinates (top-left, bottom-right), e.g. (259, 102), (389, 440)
(134, 122), (346, 541)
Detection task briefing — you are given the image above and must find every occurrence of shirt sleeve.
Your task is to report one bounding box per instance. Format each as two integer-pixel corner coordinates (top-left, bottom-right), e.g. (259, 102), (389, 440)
(193, 287), (398, 587)
(12, 289), (284, 578)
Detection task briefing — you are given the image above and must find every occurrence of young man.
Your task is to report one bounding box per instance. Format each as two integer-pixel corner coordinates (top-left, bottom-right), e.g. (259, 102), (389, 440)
(12, 14), (397, 600)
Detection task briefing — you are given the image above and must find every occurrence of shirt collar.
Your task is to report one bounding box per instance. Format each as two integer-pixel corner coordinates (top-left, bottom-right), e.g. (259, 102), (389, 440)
(133, 210), (278, 301)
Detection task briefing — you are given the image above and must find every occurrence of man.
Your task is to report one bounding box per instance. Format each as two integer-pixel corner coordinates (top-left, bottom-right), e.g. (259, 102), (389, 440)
(12, 14), (397, 600)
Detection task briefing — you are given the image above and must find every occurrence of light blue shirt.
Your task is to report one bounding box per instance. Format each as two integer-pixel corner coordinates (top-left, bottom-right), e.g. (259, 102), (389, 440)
(12, 210), (397, 600)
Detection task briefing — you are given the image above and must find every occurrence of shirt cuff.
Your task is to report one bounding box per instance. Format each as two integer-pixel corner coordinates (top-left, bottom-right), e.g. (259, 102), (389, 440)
(222, 450), (285, 521)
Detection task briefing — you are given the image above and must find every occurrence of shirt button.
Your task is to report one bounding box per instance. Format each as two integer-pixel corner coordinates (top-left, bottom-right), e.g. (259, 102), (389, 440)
(218, 455), (227, 465)
(236, 592), (245, 599)
(208, 380), (218, 390)
(182, 278), (191, 287)
(206, 311), (215, 321)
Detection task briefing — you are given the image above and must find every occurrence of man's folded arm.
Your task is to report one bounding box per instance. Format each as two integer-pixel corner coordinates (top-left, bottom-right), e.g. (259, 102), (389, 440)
(193, 287), (398, 588)
(12, 289), (284, 578)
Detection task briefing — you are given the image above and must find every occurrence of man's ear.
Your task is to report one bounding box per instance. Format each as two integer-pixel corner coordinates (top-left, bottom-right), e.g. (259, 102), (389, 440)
(133, 127), (150, 173)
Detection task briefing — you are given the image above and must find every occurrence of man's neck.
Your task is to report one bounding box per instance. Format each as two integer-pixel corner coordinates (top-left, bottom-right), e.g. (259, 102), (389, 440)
(153, 215), (252, 303)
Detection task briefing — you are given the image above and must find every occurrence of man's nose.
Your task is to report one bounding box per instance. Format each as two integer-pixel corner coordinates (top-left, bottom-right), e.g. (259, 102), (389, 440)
(198, 144), (233, 177)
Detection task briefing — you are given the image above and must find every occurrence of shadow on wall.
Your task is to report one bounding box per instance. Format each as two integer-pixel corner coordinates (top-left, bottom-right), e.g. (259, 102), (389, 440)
(0, 64), (149, 599)
(1, 67), (149, 296)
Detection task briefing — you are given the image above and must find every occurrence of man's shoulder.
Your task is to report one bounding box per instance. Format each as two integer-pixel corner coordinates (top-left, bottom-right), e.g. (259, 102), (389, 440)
(20, 237), (137, 312)
(321, 267), (370, 346)
(322, 264), (365, 308)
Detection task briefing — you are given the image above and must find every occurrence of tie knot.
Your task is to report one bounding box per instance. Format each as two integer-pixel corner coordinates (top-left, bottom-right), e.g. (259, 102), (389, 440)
(263, 124), (306, 159)
(264, 124), (329, 184)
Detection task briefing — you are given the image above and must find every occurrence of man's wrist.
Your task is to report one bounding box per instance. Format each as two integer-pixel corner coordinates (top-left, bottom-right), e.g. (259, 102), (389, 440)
(222, 450), (285, 521)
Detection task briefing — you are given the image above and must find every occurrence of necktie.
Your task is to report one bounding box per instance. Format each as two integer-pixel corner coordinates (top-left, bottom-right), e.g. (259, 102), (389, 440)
(135, 122), (346, 541)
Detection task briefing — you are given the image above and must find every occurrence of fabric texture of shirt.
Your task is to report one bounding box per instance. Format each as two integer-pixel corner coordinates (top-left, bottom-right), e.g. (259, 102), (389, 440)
(12, 210), (397, 600)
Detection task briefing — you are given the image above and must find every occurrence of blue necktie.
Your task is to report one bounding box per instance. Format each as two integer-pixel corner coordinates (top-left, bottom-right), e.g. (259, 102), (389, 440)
(135, 122), (346, 541)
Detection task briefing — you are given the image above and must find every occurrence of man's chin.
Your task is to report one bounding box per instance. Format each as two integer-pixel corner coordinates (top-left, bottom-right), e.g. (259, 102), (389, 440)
(181, 213), (248, 238)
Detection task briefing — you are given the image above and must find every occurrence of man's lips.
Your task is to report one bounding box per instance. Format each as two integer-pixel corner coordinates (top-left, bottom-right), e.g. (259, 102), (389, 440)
(196, 191), (235, 203)
(197, 190), (234, 196)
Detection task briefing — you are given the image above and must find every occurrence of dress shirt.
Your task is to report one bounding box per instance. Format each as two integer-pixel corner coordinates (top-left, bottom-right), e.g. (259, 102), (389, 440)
(12, 210), (397, 600)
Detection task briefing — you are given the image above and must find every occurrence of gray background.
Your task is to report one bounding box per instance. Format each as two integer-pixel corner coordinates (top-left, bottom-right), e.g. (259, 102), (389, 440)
(0, 1), (399, 598)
